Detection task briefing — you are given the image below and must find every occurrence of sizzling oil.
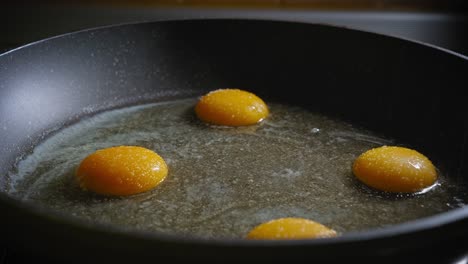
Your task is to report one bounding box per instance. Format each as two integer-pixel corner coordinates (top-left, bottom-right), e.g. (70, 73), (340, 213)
(7, 99), (467, 238)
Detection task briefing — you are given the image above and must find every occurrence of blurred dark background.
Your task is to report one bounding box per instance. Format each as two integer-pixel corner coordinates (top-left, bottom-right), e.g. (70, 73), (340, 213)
(0, 0), (467, 55)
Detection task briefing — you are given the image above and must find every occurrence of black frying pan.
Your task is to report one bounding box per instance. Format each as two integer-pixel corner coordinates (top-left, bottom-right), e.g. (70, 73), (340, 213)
(0, 19), (467, 263)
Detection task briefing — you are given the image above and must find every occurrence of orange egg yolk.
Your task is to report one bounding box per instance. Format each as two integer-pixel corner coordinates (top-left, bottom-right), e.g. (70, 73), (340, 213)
(246, 217), (337, 240)
(76, 146), (168, 196)
(195, 88), (269, 126)
(353, 146), (437, 193)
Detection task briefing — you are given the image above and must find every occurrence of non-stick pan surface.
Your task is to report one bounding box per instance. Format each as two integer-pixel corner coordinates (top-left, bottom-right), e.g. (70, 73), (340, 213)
(0, 19), (467, 263)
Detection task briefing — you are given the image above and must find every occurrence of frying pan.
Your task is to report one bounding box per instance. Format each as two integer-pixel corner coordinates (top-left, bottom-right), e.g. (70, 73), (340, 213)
(0, 18), (467, 263)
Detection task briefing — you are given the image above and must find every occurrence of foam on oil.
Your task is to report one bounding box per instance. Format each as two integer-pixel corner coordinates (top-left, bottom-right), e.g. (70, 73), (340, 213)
(7, 98), (467, 238)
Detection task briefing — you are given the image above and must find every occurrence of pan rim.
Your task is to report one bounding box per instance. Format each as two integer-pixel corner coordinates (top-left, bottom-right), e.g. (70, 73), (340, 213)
(0, 17), (467, 61)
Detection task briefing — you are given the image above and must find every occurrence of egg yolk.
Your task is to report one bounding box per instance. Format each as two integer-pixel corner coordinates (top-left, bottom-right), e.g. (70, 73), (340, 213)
(246, 217), (337, 240)
(352, 146), (437, 193)
(76, 146), (168, 196)
(195, 88), (269, 126)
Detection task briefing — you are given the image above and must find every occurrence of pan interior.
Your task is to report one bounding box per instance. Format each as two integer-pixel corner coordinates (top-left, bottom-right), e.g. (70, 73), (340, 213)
(6, 98), (468, 239)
